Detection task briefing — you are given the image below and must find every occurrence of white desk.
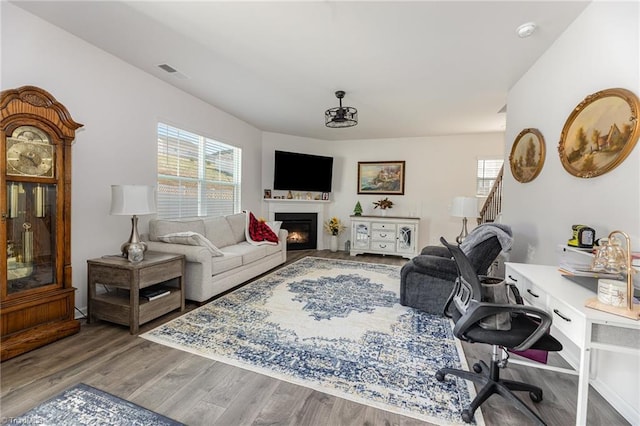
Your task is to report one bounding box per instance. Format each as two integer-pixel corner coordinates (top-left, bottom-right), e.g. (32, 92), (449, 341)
(505, 262), (640, 426)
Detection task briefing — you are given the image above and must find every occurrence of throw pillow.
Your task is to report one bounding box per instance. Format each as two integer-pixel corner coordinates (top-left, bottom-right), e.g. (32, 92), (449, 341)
(266, 221), (282, 234)
(245, 211), (279, 245)
(158, 231), (224, 256)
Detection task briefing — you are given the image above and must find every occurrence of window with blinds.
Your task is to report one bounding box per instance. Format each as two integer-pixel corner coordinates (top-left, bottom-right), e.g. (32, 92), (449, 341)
(477, 158), (503, 196)
(157, 123), (241, 219)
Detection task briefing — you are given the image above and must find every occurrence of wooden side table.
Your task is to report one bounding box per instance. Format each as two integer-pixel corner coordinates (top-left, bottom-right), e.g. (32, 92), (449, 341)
(87, 251), (185, 334)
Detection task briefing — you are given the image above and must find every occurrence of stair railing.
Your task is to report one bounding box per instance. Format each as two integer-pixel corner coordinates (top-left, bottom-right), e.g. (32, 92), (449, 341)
(478, 165), (503, 224)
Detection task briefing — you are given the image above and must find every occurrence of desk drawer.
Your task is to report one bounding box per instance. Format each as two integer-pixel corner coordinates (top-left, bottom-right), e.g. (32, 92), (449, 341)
(548, 294), (586, 347)
(507, 269), (546, 308)
(371, 230), (395, 242)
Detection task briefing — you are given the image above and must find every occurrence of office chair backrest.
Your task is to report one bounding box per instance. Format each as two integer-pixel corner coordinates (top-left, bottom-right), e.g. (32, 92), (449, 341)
(440, 237), (483, 315)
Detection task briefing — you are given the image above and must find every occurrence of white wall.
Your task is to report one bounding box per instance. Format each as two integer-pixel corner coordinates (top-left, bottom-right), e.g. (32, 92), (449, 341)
(2, 3), (263, 312)
(504, 1), (640, 264)
(262, 132), (504, 250)
(503, 2), (640, 422)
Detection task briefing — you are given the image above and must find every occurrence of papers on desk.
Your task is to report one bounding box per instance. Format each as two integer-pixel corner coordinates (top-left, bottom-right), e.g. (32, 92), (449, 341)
(558, 262), (623, 279)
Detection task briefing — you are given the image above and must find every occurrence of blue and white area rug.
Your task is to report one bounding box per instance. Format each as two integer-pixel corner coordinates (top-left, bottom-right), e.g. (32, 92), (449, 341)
(8, 383), (183, 425)
(142, 257), (482, 425)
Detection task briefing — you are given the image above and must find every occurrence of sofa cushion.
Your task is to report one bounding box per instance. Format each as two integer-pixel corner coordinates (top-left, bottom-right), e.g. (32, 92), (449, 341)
(264, 242), (284, 256)
(204, 216), (236, 248)
(157, 231), (223, 256)
(222, 242), (268, 265)
(149, 219), (205, 242)
(226, 212), (247, 244)
(211, 253), (243, 275)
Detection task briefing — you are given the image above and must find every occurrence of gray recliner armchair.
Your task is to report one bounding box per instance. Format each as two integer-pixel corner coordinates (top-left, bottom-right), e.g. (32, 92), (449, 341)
(400, 224), (513, 315)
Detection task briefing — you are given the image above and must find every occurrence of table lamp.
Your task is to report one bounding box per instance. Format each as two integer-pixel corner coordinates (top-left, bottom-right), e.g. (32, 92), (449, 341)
(451, 196), (478, 244)
(110, 185), (156, 260)
(587, 230), (639, 320)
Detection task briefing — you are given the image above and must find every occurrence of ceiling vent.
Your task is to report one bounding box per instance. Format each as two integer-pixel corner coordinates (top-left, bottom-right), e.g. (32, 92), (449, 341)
(157, 63), (189, 80)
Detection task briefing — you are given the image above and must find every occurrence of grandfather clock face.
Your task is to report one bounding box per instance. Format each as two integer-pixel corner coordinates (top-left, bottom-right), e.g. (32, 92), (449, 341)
(6, 125), (55, 178)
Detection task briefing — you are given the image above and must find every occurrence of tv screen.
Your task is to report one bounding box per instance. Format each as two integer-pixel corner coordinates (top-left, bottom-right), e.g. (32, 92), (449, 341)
(273, 150), (333, 192)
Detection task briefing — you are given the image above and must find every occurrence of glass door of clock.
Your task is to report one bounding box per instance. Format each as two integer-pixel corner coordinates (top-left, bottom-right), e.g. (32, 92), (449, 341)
(6, 181), (57, 295)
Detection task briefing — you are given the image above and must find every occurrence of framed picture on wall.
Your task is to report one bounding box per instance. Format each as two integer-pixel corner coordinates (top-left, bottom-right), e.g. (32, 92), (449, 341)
(357, 161), (405, 195)
(509, 128), (546, 183)
(559, 87), (640, 178)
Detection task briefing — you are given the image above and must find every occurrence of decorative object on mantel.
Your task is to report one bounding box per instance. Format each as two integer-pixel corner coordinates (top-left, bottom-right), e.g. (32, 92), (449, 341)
(263, 189), (272, 199)
(559, 87), (640, 178)
(110, 185), (156, 262)
(325, 90), (358, 128)
(324, 217), (346, 252)
(358, 161), (405, 195)
(509, 128), (545, 183)
(353, 201), (363, 216)
(450, 196), (478, 244)
(373, 197), (393, 216)
(587, 230), (639, 320)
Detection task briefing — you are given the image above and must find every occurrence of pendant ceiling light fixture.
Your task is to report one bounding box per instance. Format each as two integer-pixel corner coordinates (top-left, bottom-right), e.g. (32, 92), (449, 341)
(325, 90), (358, 128)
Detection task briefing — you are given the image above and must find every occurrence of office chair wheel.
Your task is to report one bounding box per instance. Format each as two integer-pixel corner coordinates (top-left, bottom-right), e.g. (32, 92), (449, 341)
(435, 371), (445, 382)
(529, 390), (543, 403)
(472, 363), (483, 373)
(461, 409), (474, 423)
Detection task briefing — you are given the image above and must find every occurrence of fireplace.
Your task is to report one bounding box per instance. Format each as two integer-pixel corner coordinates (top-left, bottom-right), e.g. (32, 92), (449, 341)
(275, 212), (318, 250)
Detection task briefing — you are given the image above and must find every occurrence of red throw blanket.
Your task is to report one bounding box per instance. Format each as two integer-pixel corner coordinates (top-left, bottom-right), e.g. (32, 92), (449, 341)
(246, 211), (278, 244)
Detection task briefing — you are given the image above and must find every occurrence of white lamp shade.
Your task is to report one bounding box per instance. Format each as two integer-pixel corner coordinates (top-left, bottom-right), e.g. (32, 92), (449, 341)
(110, 185), (156, 215)
(450, 196), (478, 218)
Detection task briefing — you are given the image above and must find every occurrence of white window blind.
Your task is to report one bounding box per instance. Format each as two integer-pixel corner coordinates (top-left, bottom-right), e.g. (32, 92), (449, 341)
(157, 123), (241, 219)
(477, 158), (503, 196)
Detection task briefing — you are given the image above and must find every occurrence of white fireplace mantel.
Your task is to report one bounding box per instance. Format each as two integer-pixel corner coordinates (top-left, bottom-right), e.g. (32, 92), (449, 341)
(265, 199), (330, 250)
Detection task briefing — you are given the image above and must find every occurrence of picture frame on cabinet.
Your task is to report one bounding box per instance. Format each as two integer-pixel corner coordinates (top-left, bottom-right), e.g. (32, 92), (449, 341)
(559, 88), (640, 178)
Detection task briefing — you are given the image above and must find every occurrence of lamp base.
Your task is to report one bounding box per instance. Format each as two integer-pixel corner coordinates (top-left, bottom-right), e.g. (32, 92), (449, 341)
(456, 217), (469, 244)
(120, 215), (148, 258)
(120, 241), (148, 258)
(585, 296), (640, 321)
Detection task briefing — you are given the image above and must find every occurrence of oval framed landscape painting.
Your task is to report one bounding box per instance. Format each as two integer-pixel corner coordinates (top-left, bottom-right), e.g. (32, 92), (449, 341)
(509, 128), (545, 183)
(558, 88), (640, 178)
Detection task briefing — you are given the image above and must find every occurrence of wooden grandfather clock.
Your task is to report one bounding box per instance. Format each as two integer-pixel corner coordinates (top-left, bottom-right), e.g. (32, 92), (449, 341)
(1, 86), (83, 361)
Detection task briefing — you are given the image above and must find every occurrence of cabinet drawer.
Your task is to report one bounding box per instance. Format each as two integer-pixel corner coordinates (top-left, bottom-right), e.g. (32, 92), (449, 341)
(371, 230), (395, 242)
(548, 294), (586, 347)
(139, 259), (182, 287)
(371, 242), (396, 253)
(372, 222), (394, 231)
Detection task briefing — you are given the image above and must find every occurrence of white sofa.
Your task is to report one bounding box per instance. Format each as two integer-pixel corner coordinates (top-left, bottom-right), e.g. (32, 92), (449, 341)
(144, 212), (287, 302)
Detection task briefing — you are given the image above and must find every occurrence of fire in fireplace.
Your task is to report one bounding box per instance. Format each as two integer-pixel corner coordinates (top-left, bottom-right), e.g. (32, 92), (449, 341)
(275, 212), (318, 250)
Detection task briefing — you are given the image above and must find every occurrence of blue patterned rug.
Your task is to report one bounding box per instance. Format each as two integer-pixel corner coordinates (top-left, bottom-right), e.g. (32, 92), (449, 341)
(8, 383), (183, 425)
(142, 257), (482, 425)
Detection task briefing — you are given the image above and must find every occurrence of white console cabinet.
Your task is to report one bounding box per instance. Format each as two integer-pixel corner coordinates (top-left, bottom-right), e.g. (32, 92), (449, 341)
(349, 215), (419, 259)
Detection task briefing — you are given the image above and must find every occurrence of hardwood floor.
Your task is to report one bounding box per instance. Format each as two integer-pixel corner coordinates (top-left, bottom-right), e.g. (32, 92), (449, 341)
(0, 250), (629, 425)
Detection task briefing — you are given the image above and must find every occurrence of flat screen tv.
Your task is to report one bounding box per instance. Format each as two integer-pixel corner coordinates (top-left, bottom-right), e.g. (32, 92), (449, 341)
(273, 150), (333, 192)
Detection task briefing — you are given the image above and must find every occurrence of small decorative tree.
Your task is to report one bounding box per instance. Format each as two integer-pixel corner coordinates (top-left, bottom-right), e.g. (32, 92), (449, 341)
(353, 201), (363, 216)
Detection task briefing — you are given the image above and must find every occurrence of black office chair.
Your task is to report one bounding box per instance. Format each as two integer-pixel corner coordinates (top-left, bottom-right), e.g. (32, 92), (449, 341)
(435, 237), (563, 425)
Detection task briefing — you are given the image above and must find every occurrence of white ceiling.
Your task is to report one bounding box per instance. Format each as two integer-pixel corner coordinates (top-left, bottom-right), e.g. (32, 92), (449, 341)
(13, 1), (590, 141)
